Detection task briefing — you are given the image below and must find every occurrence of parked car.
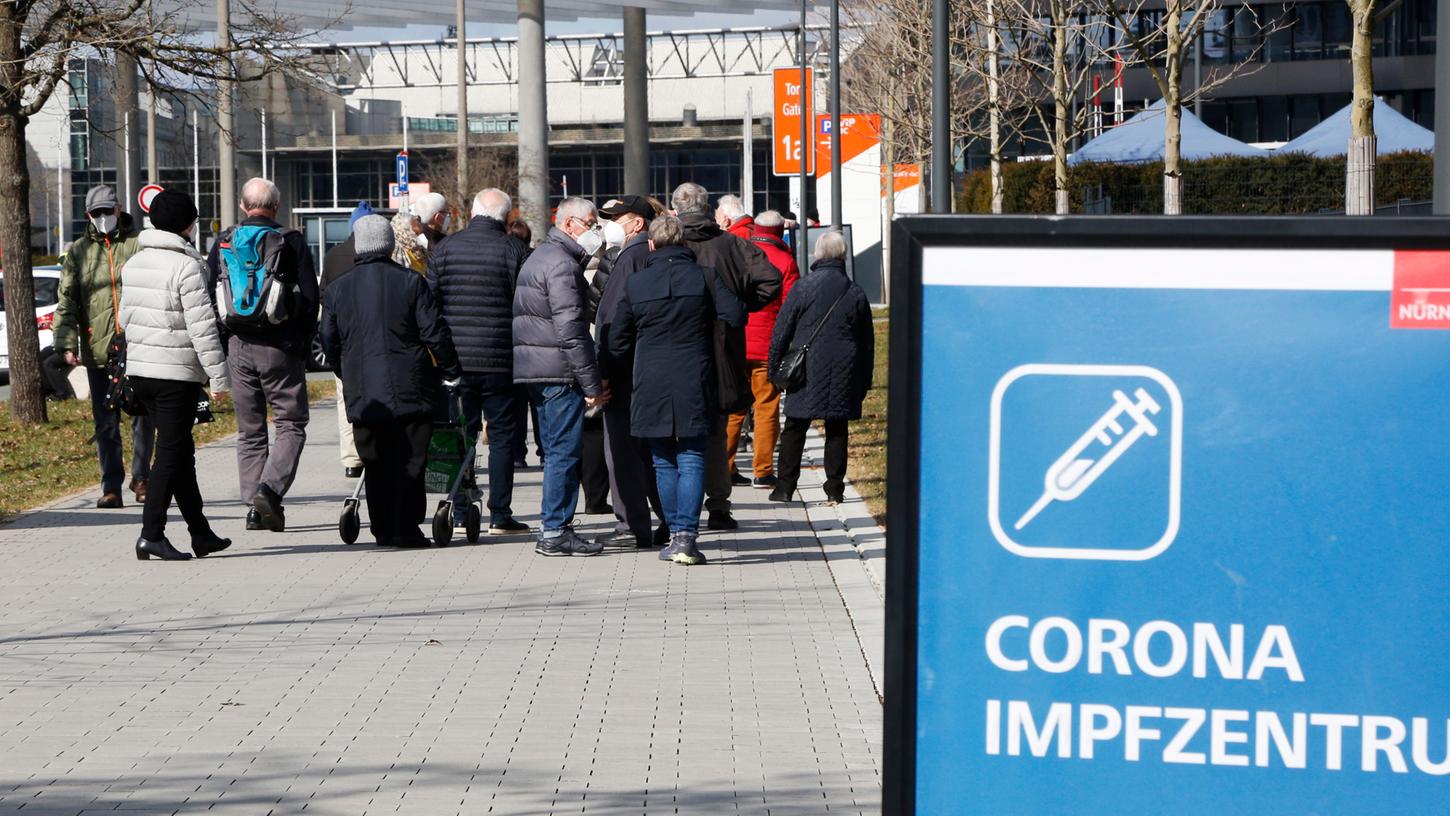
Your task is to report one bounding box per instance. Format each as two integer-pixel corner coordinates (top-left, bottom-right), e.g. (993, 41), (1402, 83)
(0, 265), (62, 383)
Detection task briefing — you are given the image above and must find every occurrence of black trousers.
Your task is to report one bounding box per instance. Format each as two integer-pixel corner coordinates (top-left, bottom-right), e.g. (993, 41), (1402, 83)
(581, 413), (610, 511)
(354, 418), (431, 544)
(703, 418), (732, 513)
(776, 417), (850, 496)
(602, 387), (666, 542)
(129, 376), (211, 542)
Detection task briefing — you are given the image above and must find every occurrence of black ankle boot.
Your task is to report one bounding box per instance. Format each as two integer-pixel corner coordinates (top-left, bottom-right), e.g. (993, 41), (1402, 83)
(136, 536), (193, 561)
(192, 532), (232, 558)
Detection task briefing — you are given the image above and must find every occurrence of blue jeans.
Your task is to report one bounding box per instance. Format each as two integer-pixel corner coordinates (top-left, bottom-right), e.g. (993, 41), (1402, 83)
(528, 384), (585, 534)
(649, 436), (708, 536)
(453, 372), (520, 524)
(87, 366), (154, 494)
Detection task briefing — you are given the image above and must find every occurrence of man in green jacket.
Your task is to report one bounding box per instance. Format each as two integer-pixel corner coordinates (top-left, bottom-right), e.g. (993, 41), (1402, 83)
(53, 185), (155, 509)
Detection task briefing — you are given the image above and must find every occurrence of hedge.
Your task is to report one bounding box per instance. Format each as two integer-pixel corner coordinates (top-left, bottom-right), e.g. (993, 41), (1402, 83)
(957, 151), (1432, 215)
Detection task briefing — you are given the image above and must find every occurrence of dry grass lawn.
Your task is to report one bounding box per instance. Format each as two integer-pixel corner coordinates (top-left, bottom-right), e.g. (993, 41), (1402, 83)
(847, 314), (888, 525)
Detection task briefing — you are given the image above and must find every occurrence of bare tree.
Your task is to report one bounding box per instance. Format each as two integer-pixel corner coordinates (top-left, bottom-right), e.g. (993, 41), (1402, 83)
(0, 0), (323, 423)
(1344, 0), (1378, 215)
(414, 144), (520, 220)
(1102, 0), (1275, 214)
(999, 0), (1125, 214)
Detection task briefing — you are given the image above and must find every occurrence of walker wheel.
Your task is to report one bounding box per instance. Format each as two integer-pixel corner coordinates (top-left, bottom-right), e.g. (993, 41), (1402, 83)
(465, 504), (482, 543)
(432, 502), (453, 547)
(339, 501), (361, 544)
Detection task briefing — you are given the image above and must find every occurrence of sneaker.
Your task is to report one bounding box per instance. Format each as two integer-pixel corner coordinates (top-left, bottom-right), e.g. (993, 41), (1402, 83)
(535, 532), (571, 557)
(752, 475), (778, 489)
(670, 533), (707, 566)
(658, 536), (682, 562)
(768, 485), (794, 503)
(706, 509), (738, 531)
(730, 471), (751, 486)
(252, 485), (286, 532)
(246, 507), (264, 530)
(96, 492), (124, 509)
(489, 518), (531, 536)
(564, 529), (604, 557)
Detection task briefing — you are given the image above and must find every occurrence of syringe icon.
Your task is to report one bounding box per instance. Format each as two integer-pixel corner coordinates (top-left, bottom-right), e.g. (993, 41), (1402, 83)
(1013, 387), (1163, 531)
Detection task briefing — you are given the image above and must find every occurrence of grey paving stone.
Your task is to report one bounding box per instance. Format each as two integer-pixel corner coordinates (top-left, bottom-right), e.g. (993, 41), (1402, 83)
(0, 398), (881, 814)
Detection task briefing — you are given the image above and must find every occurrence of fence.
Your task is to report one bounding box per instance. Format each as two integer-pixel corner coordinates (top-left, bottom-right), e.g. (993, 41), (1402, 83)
(958, 152), (1433, 215)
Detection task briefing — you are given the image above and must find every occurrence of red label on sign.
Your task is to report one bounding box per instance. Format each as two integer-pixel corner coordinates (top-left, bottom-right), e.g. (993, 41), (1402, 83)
(1391, 250), (1450, 329)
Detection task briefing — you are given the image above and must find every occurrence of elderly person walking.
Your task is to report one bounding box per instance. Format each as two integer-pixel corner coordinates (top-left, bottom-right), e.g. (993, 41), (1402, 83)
(118, 191), (231, 561)
(606, 216), (746, 566)
(323, 215), (463, 548)
(767, 231), (874, 505)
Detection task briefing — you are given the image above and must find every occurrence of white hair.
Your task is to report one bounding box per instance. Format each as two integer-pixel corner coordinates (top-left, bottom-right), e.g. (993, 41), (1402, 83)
(555, 196), (596, 224)
(671, 182), (709, 215)
(240, 177), (280, 212)
(411, 192), (448, 223)
(472, 188), (511, 221)
(754, 210), (784, 228)
(814, 230), (849, 261)
(717, 194), (746, 220)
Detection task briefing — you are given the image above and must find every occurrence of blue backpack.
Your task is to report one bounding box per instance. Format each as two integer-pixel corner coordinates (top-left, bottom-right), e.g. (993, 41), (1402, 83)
(216, 224), (294, 330)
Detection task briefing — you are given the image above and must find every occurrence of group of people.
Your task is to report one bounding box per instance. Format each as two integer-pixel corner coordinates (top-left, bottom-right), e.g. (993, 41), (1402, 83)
(52, 174), (875, 565)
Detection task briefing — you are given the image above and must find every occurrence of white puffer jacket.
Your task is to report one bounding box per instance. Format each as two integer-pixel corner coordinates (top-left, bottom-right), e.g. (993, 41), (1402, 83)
(118, 229), (229, 389)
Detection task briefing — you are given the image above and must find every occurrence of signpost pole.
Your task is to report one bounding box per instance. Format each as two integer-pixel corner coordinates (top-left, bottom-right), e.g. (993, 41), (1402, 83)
(829, 0), (841, 228)
(929, 0), (950, 213)
(330, 109), (339, 209)
(797, 5), (810, 276)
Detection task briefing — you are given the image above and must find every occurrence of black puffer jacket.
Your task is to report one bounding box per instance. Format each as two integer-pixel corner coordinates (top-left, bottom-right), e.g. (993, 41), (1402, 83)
(767, 258), (874, 421)
(678, 210), (782, 412)
(322, 251), (462, 424)
(511, 227), (603, 396)
(427, 215), (528, 374)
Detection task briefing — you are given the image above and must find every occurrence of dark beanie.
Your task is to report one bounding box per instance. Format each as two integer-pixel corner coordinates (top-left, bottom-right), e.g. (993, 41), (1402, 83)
(149, 190), (199, 235)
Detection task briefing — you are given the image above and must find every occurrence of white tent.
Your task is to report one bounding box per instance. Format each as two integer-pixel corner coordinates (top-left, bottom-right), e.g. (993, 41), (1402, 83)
(1070, 99), (1268, 165)
(1279, 97), (1434, 157)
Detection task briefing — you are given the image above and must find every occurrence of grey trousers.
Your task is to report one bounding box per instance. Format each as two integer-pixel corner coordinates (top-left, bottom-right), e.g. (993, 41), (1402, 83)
(228, 335), (309, 502)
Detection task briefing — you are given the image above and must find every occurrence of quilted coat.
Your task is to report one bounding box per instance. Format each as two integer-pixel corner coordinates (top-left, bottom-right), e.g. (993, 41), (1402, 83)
(743, 227), (799, 362)
(511, 227), (604, 396)
(117, 229), (229, 389)
(767, 257), (874, 421)
(426, 215), (529, 375)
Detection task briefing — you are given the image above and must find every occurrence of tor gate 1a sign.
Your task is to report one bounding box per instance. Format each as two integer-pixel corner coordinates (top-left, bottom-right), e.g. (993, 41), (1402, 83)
(883, 217), (1450, 816)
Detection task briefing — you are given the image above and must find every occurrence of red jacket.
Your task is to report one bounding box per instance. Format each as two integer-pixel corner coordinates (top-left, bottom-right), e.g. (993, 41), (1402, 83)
(726, 215), (754, 241)
(743, 224), (799, 361)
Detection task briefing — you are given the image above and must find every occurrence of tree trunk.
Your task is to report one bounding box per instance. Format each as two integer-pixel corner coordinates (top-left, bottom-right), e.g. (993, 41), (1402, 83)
(1162, 2), (1186, 215)
(1346, 0), (1377, 215)
(1051, 1), (1070, 215)
(882, 111), (894, 306)
(988, 0), (1003, 214)
(0, 106), (46, 422)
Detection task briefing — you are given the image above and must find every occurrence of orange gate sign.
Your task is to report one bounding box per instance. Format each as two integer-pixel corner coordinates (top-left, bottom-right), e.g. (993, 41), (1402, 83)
(772, 67), (814, 176)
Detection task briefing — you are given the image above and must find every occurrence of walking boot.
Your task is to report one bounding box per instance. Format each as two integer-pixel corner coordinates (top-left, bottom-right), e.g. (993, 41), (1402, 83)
(135, 536), (193, 561)
(192, 532), (232, 558)
(252, 485), (286, 532)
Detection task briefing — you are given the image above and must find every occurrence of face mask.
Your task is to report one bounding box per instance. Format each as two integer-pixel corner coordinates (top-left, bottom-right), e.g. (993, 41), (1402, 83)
(90, 213), (117, 235)
(440, 214), (452, 232)
(601, 219), (626, 249)
(575, 223), (604, 257)
(416, 234), (429, 250)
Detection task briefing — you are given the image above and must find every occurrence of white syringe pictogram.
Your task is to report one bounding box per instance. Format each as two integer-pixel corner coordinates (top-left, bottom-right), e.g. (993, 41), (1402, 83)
(1013, 387), (1163, 530)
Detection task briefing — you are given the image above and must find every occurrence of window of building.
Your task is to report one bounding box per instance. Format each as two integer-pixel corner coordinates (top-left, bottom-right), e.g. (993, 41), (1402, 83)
(1289, 94), (1320, 138)
(1293, 3), (1324, 59)
(1323, 3), (1353, 59)
(1263, 4), (1294, 62)
(1258, 95), (1289, 142)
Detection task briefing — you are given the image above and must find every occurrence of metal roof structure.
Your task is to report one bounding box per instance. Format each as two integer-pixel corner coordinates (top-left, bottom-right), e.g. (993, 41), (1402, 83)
(163, 0), (799, 30)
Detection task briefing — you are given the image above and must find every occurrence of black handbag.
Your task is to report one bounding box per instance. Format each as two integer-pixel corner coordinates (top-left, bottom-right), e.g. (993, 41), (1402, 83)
(103, 334), (144, 416)
(771, 287), (848, 393)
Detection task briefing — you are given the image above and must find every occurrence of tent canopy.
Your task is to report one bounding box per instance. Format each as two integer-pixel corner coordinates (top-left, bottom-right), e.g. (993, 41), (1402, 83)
(1069, 99), (1267, 165)
(1278, 97), (1434, 157)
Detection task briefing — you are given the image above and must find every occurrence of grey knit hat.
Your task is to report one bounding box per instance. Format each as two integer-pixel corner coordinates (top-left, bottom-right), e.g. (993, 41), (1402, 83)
(352, 214), (394, 257)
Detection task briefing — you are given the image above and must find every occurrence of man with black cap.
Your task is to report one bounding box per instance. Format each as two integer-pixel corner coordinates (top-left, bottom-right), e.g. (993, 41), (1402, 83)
(323, 215), (463, 548)
(593, 194), (669, 549)
(54, 184), (155, 509)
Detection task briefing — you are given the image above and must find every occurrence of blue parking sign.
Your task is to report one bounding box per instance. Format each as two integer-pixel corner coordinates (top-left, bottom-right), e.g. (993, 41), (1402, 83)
(884, 217), (1450, 815)
(396, 150), (410, 193)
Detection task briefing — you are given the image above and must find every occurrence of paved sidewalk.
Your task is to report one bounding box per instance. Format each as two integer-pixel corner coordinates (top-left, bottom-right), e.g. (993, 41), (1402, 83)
(0, 400), (882, 815)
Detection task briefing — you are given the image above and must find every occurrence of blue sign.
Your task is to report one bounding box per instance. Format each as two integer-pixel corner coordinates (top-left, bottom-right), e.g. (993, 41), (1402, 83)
(884, 218), (1450, 815)
(395, 150), (410, 193)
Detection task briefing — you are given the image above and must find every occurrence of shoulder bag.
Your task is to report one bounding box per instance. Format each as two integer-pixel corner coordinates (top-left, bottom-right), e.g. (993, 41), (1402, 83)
(771, 286), (848, 394)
